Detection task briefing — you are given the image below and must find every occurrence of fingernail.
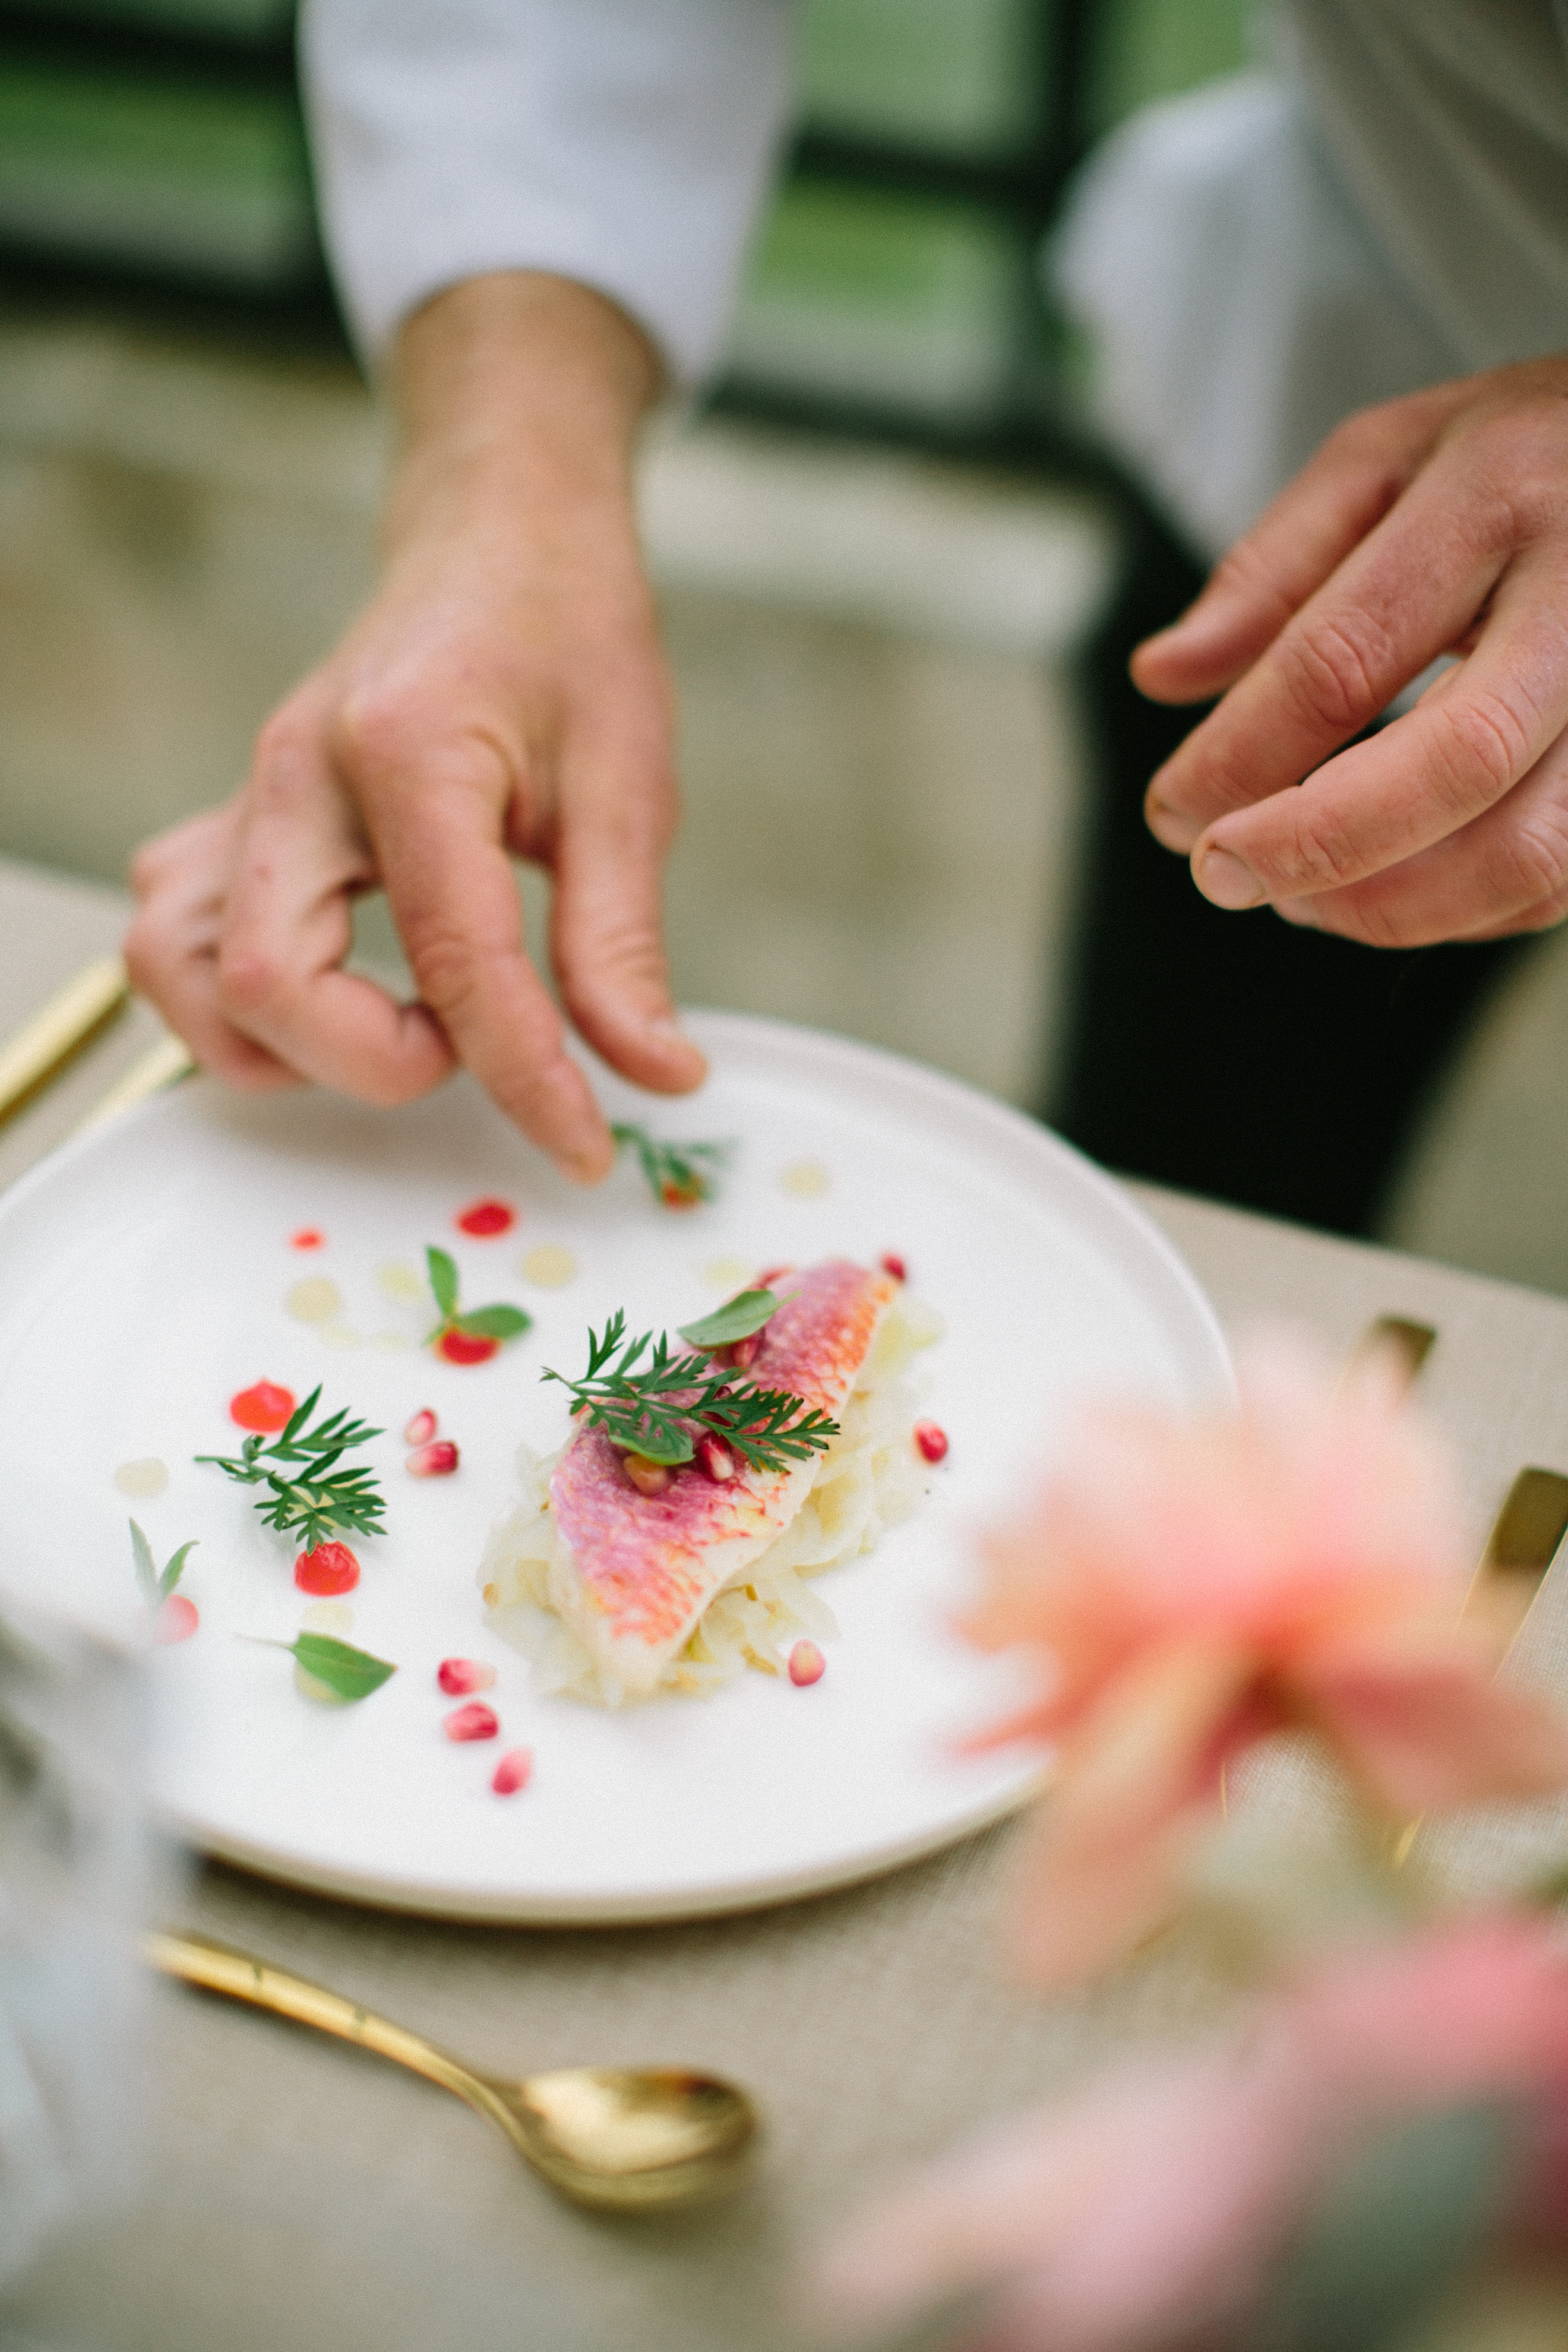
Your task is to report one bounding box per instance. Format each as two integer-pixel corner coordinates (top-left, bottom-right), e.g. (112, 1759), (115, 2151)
(646, 1013), (707, 1073)
(1146, 796), (1200, 854)
(561, 1140), (614, 1186)
(1275, 897), (1322, 931)
(1194, 848), (1266, 911)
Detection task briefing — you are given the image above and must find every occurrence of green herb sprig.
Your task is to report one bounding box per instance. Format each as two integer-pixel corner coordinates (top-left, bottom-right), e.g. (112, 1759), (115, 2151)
(426, 1245), (532, 1351)
(541, 1302), (837, 1473)
(197, 1387), (385, 1551)
(246, 1631), (397, 1703)
(611, 1123), (732, 1210)
(129, 1519), (197, 1608)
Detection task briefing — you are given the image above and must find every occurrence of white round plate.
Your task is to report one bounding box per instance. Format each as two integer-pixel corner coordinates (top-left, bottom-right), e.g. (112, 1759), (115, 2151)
(0, 1012), (1231, 1922)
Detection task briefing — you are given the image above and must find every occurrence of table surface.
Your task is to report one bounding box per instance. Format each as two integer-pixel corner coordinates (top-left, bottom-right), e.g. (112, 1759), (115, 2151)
(3, 853), (1567, 2352)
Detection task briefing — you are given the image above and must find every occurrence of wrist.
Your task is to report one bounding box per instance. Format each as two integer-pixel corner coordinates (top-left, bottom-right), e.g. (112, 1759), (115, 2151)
(382, 271), (661, 564)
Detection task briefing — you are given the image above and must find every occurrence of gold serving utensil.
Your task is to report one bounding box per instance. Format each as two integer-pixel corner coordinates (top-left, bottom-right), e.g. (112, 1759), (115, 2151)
(1466, 1466), (1568, 1649)
(75, 1032), (195, 1133)
(0, 954), (129, 1128)
(144, 1929), (759, 2210)
(1345, 1315), (1437, 1392)
(1389, 1465), (1568, 1867)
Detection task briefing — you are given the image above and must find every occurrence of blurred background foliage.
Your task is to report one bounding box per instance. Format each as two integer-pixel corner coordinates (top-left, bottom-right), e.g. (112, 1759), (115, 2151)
(0, 0), (1251, 434)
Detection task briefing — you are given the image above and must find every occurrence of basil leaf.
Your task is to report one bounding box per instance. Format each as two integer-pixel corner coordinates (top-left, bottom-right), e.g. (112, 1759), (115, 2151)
(677, 1289), (780, 1351)
(290, 1633), (397, 1702)
(454, 1304), (532, 1341)
(128, 1519), (158, 1605)
(426, 1245), (460, 1319)
(159, 1541), (198, 1598)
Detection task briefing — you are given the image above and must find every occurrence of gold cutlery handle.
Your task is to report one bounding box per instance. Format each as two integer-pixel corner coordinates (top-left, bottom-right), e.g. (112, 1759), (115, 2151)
(0, 955), (129, 1126)
(75, 1033), (196, 1133)
(144, 1928), (500, 2120)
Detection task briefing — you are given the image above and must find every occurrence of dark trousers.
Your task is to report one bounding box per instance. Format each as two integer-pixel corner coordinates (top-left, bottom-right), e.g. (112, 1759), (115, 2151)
(1048, 495), (1528, 1237)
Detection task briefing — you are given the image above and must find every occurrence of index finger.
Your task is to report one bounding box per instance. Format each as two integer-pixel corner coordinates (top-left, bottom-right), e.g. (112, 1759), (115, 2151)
(1144, 453), (1516, 852)
(1191, 571), (1568, 911)
(371, 777), (615, 1183)
(1131, 380), (1465, 706)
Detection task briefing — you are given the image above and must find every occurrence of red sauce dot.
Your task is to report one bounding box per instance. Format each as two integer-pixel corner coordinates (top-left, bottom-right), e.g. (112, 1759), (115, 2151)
(294, 1542), (360, 1595)
(437, 1329), (500, 1367)
(455, 1197), (516, 1238)
(290, 1228), (326, 1251)
(230, 1380), (296, 1433)
(155, 1594), (200, 1645)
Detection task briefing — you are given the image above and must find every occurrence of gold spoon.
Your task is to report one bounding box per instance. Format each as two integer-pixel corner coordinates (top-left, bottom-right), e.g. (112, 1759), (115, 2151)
(146, 1928), (759, 2210)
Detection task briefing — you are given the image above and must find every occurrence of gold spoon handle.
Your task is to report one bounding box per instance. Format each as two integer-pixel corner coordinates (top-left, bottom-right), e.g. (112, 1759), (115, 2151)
(144, 1928), (511, 2130)
(0, 955), (129, 1127)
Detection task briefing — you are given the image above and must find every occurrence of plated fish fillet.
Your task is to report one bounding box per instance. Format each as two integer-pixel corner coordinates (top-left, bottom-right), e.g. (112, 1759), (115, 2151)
(545, 1259), (896, 1695)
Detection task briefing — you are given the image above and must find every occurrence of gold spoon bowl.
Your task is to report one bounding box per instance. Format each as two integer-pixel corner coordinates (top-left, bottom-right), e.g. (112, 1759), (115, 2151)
(146, 1929), (759, 2211)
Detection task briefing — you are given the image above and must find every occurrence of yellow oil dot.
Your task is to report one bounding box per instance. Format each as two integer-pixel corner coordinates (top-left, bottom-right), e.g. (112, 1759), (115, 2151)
(520, 1244), (577, 1288)
(702, 1255), (753, 1292)
(779, 1158), (830, 1197)
(372, 1330), (412, 1352)
(375, 1259), (425, 1304)
(286, 1276), (343, 1324)
(319, 1323), (363, 1349)
(302, 1600), (353, 1635)
(113, 1457), (167, 1498)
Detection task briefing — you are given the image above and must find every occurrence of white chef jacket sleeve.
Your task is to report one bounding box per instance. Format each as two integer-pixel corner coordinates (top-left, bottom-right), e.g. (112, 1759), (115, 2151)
(299, 0), (800, 382)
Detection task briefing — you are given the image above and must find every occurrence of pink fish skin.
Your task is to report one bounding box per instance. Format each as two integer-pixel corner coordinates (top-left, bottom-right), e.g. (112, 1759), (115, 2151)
(549, 1259), (896, 1692)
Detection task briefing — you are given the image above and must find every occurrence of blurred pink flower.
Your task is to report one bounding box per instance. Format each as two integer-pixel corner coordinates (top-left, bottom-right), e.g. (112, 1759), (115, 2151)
(962, 1338), (1568, 1986)
(807, 1916), (1568, 2352)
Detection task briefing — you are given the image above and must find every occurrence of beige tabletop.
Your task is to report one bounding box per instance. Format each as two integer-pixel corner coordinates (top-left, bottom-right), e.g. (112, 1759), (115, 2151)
(2, 852), (1567, 2352)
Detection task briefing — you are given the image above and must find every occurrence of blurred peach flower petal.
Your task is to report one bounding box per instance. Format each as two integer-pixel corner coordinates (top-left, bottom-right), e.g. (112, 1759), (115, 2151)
(807, 1917), (1568, 2352)
(962, 1335), (1568, 1984)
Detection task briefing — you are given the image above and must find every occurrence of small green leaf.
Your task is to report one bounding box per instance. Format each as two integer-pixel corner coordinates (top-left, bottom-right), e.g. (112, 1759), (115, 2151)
(159, 1541), (198, 1598)
(290, 1633), (397, 1702)
(612, 1425), (696, 1467)
(453, 1304), (532, 1341)
(677, 1289), (780, 1351)
(128, 1519), (158, 1605)
(426, 1245), (460, 1319)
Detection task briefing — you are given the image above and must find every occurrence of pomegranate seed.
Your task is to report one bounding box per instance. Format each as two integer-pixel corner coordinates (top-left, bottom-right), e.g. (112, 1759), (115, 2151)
(728, 1332), (762, 1370)
(229, 1380), (295, 1434)
(696, 1434), (735, 1482)
(492, 1748), (533, 1795)
(914, 1421), (949, 1464)
(879, 1253), (908, 1283)
(456, 1197), (516, 1238)
(444, 1702), (500, 1743)
(437, 1329), (500, 1365)
(407, 1439), (459, 1477)
(623, 1453), (672, 1496)
(154, 1594), (199, 1645)
(295, 1541), (361, 1595)
(404, 1408), (437, 1446)
(755, 1264), (792, 1289)
(438, 1657), (497, 1696)
(789, 1640), (826, 1687)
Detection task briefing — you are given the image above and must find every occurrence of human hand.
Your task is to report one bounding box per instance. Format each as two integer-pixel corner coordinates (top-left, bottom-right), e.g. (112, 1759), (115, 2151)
(1131, 356), (1568, 947)
(125, 274), (704, 1181)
